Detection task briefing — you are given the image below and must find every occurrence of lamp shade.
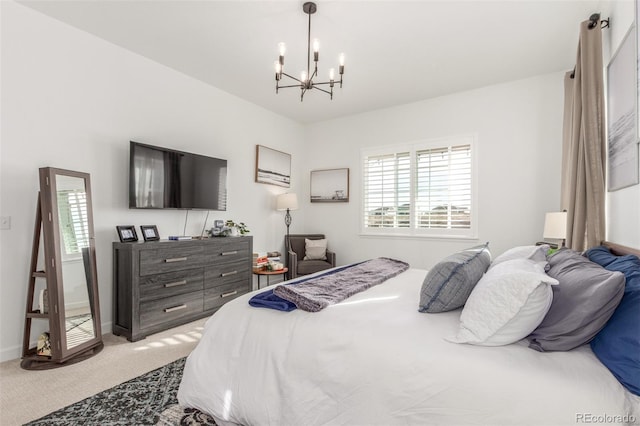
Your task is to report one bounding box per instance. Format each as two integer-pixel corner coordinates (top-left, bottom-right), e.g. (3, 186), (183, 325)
(543, 212), (567, 239)
(276, 193), (299, 211)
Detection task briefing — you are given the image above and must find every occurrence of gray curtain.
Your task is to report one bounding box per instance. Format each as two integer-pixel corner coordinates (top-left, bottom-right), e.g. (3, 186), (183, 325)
(561, 19), (606, 251)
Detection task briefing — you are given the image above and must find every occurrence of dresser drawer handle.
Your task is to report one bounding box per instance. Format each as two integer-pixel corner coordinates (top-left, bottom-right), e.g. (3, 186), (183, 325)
(221, 290), (238, 298)
(221, 251), (238, 256)
(164, 304), (187, 313)
(221, 270), (238, 277)
(164, 280), (187, 288)
(165, 257), (187, 263)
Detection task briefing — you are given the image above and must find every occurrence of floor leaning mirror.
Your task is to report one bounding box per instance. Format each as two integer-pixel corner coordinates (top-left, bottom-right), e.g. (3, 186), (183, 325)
(21, 167), (103, 370)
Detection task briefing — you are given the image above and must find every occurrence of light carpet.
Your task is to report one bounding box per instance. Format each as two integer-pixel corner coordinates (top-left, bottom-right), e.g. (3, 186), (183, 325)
(0, 318), (207, 425)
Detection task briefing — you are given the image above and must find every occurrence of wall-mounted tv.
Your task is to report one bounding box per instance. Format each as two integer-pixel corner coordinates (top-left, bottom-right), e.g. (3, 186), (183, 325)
(129, 141), (227, 210)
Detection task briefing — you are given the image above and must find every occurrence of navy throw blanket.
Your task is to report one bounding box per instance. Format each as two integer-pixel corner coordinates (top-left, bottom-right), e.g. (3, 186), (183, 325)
(248, 263), (363, 312)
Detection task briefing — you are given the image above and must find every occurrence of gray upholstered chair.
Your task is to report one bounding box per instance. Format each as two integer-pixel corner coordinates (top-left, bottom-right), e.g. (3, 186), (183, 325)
(286, 234), (336, 279)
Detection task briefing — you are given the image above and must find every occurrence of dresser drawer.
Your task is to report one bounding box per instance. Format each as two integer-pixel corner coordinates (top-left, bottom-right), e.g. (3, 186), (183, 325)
(204, 239), (250, 264)
(140, 291), (203, 330)
(205, 260), (249, 288)
(204, 281), (248, 311)
(139, 245), (203, 276)
(139, 269), (204, 302)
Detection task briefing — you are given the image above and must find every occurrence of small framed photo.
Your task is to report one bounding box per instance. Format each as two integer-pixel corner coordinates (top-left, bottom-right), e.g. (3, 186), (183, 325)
(116, 225), (138, 243)
(140, 225), (160, 242)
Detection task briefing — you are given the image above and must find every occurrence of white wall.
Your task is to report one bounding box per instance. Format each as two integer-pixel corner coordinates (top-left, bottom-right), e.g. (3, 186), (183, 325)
(0, 2), (305, 361)
(603, 0), (640, 247)
(304, 73), (565, 269)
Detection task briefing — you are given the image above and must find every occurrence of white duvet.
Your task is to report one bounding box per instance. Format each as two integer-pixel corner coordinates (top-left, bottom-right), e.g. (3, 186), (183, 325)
(178, 268), (640, 425)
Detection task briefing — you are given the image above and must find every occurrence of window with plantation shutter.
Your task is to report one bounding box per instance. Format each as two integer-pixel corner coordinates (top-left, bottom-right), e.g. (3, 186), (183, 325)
(362, 135), (476, 238)
(57, 189), (90, 260)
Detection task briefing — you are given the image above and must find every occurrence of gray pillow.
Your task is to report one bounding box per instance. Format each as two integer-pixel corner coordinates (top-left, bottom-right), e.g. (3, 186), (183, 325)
(528, 249), (625, 352)
(418, 243), (491, 313)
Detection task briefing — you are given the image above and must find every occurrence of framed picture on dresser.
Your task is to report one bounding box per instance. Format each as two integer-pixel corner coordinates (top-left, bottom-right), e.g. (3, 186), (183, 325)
(116, 225), (138, 243)
(140, 225), (160, 242)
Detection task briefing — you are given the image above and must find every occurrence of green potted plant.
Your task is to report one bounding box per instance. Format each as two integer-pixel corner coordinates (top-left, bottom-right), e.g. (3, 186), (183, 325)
(224, 220), (250, 236)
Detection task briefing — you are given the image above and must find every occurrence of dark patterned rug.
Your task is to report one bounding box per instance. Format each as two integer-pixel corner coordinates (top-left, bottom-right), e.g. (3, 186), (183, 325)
(25, 357), (217, 426)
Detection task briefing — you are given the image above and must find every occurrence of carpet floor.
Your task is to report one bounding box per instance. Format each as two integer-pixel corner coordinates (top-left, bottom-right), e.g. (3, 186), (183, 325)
(24, 357), (217, 425)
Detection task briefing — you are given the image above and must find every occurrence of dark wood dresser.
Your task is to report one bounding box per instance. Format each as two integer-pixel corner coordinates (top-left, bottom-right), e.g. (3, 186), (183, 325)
(112, 236), (252, 341)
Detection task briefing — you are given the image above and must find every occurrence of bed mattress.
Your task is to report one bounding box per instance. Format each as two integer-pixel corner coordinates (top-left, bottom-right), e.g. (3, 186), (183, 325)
(178, 268), (640, 425)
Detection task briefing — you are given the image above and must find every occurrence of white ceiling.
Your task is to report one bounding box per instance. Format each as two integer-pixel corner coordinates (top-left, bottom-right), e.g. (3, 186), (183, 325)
(19, 0), (604, 124)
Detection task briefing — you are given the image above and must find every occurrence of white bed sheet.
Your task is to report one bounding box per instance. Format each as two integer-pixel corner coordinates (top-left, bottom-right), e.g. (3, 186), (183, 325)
(178, 268), (640, 425)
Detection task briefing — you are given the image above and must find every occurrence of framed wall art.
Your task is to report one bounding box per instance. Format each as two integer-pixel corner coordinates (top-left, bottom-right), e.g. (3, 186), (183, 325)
(255, 145), (291, 188)
(637, 0), (640, 138)
(607, 25), (639, 191)
(310, 168), (349, 203)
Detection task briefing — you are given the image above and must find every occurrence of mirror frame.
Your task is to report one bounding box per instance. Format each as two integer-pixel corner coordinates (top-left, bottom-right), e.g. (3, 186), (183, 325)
(39, 167), (102, 363)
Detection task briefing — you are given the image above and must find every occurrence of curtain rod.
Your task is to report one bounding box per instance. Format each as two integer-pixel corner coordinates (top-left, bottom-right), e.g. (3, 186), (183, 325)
(588, 13), (609, 30)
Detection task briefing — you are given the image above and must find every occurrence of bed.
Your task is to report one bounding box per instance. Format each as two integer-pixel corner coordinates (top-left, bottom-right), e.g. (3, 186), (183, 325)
(178, 242), (640, 425)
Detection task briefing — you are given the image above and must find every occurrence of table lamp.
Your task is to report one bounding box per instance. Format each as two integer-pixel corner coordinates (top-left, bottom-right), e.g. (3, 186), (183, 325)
(543, 211), (567, 248)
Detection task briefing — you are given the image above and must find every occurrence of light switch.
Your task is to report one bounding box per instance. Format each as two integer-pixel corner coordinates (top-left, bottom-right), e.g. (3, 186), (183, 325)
(0, 216), (11, 230)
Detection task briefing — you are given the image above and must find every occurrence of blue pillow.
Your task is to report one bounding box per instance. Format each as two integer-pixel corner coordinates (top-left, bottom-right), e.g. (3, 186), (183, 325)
(585, 246), (640, 396)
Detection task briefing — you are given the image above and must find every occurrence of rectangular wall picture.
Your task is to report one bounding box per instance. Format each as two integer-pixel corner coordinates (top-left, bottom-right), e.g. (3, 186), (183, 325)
(255, 145), (291, 188)
(310, 168), (349, 202)
(607, 26), (639, 191)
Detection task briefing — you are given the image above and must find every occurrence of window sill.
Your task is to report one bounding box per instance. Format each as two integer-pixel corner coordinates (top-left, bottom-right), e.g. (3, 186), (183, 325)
(359, 232), (479, 242)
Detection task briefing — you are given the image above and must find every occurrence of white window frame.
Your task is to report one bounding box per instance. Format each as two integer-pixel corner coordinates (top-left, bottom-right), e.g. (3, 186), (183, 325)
(57, 189), (90, 261)
(360, 134), (478, 239)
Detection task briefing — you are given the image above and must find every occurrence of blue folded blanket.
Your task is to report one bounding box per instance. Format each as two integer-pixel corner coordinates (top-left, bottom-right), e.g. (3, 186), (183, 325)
(248, 263), (360, 311)
(249, 258), (409, 312)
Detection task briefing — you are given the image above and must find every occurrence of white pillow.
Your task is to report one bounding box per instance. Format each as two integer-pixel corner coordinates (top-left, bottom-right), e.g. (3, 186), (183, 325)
(304, 238), (327, 260)
(447, 258), (558, 346)
(490, 244), (549, 270)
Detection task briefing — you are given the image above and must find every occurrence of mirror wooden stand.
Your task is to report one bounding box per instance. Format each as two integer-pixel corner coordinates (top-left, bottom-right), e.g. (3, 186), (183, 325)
(21, 167), (103, 370)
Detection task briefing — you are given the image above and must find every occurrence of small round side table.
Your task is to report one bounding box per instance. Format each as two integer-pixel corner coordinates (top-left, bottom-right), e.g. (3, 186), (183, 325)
(253, 267), (288, 289)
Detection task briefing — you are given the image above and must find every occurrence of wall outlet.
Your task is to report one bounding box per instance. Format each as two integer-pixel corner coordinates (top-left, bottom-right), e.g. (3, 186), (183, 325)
(0, 216), (11, 230)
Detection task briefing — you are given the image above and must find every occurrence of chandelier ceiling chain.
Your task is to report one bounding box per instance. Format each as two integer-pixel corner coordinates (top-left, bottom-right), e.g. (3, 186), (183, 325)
(274, 2), (345, 102)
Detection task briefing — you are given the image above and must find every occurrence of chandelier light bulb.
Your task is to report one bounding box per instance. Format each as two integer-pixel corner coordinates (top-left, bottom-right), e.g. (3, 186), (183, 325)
(313, 38), (320, 52)
(278, 42), (286, 56)
(339, 53), (345, 66)
(274, 61), (282, 73)
(301, 71), (308, 82)
(329, 68), (335, 80)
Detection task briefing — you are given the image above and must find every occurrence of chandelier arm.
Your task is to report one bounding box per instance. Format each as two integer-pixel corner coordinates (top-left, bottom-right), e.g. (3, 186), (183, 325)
(312, 86), (332, 95)
(281, 72), (302, 83)
(311, 81), (333, 86)
(278, 83), (305, 89)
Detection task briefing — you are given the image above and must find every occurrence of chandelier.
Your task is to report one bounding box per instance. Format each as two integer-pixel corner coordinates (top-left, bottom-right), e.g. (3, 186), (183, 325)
(274, 2), (345, 101)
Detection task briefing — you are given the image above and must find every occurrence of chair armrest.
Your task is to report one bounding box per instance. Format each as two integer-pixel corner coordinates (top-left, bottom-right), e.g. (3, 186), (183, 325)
(287, 250), (298, 279)
(326, 250), (336, 267)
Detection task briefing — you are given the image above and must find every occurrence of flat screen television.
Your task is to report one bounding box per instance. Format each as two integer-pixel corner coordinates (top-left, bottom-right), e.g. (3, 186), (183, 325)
(129, 141), (227, 210)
